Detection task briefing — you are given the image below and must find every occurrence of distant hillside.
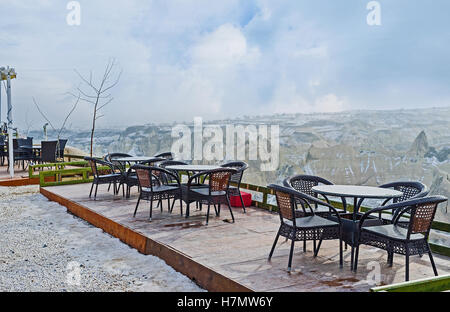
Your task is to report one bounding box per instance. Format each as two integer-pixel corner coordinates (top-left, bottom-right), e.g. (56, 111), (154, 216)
(28, 107), (450, 222)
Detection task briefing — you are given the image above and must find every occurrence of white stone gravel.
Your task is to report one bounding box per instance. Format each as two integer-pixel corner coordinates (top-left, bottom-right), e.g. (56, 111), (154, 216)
(0, 185), (204, 292)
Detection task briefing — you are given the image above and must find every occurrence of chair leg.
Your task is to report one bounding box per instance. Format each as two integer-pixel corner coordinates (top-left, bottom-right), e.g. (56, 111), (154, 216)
(269, 227), (281, 260)
(303, 239), (307, 252)
(339, 238), (343, 268)
(314, 238), (323, 258)
(179, 199), (183, 216)
(206, 204), (211, 225)
(89, 182), (94, 198)
(213, 204), (219, 216)
(94, 183), (99, 200)
(388, 251), (394, 267)
(428, 245), (438, 276)
(288, 239), (295, 272)
(405, 247), (410, 282)
(239, 192), (246, 213)
(133, 196), (141, 217)
(149, 195), (154, 221)
(354, 243), (360, 272)
(108, 182), (111, 192)
(226, 197), (235, 223)
(351, 246), (355, 271)
(186, 202), (190, 218)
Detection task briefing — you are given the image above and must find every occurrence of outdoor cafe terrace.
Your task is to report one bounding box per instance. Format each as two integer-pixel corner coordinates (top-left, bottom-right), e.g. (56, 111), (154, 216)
(0, 153), (449, 292)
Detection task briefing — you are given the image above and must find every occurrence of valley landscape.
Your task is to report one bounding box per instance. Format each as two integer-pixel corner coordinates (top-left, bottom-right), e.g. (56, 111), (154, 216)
(28, 106), (450, 224)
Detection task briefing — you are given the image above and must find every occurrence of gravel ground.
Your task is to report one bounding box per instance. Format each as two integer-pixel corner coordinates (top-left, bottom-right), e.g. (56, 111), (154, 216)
(0, 185), (204, 292)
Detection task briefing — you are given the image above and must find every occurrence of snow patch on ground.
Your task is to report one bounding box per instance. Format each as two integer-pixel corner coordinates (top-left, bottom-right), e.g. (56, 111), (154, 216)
(0, 186), (204, 292)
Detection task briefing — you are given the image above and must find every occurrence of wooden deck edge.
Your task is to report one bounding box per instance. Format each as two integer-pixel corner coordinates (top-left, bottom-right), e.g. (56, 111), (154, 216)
(39, 187), (253, 292)
(0, 177), (39, 186)
(0, 175), (56, 187)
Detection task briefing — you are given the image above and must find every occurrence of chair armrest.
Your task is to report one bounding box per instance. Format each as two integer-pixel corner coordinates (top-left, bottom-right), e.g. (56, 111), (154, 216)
(392, 206), (413, 225)
(358, 201), (411, 231)
(293, 191), (342, 225)
(158, 167), (181, 186)
(187, 171), (207, 189)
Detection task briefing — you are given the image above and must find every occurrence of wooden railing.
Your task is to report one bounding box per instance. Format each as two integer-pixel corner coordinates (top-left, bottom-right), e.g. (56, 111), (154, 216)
(370, 274), (450, 292)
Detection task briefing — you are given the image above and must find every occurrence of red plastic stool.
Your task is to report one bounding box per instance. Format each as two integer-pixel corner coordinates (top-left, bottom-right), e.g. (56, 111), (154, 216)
(229, 191), (252, 208)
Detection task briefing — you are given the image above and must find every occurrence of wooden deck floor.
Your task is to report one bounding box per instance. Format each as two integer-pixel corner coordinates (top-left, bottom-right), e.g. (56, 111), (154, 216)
(40, 183), (450, 292)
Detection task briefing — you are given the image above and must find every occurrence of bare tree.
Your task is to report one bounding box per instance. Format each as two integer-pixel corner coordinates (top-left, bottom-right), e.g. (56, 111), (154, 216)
(70, 59), (122, 157)
(33, 94), (80, 159)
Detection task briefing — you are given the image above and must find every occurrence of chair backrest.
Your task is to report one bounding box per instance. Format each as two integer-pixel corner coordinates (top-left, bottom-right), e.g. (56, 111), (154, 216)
(57, 139), (68, 157)
(283, 175), (333, 198)
(135, 166), (152, 189)
(154, 152), (174, 160)
(380, 181), (428, 203)
(268, 184), (296, 222)
(221, 161), (248, 184)
(209, 169), (234, 192)
(25, 137), (33, 146)
(269, 184), (341, 226)
(84, 157), (114, 179)
(405, 196), (447, 237)
(85, 157), (99, 178)
(13, 138), (18, 150)
(105, 153), (132, 172)
(132, 165), (178, 191)
(41, 141), (58, 163)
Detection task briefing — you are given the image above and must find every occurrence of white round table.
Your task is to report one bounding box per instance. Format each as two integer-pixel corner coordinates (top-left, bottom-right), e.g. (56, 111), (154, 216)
(312, 185), (403, 271)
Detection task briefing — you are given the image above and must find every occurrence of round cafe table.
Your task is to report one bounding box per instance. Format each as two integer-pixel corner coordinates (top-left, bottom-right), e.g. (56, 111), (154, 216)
(165, 164), (221, 173)
(165, 165), (222, 217)
(311, 185), (403, 220)
(311, 185), (403, 270)
(114, 156), (164, 165)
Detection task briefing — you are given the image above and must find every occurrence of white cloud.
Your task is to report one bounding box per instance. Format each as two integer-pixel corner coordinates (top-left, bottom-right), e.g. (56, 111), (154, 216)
(314, 94), (345, 113)
(190, 24), (260, 69)
(1, 1), (448, 132)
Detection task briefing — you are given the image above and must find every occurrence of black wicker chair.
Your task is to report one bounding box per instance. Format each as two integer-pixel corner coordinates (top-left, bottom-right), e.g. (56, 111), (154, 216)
(39, 141), (58, 163)
(84, 157), (122, 200)
(132, 165), (182, 220)
(283, 175), (346, 217)
(105, 153), (132, 196)
(267, 184), (343, 272)
(221, 161), (248, 213)
(184, 168), (237, 224)
(354, 196), (448, 281)
(12, 137), (34, 169)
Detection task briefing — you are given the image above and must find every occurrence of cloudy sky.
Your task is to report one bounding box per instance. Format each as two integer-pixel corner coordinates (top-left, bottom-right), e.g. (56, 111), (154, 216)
(1, 0), (449, 131)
